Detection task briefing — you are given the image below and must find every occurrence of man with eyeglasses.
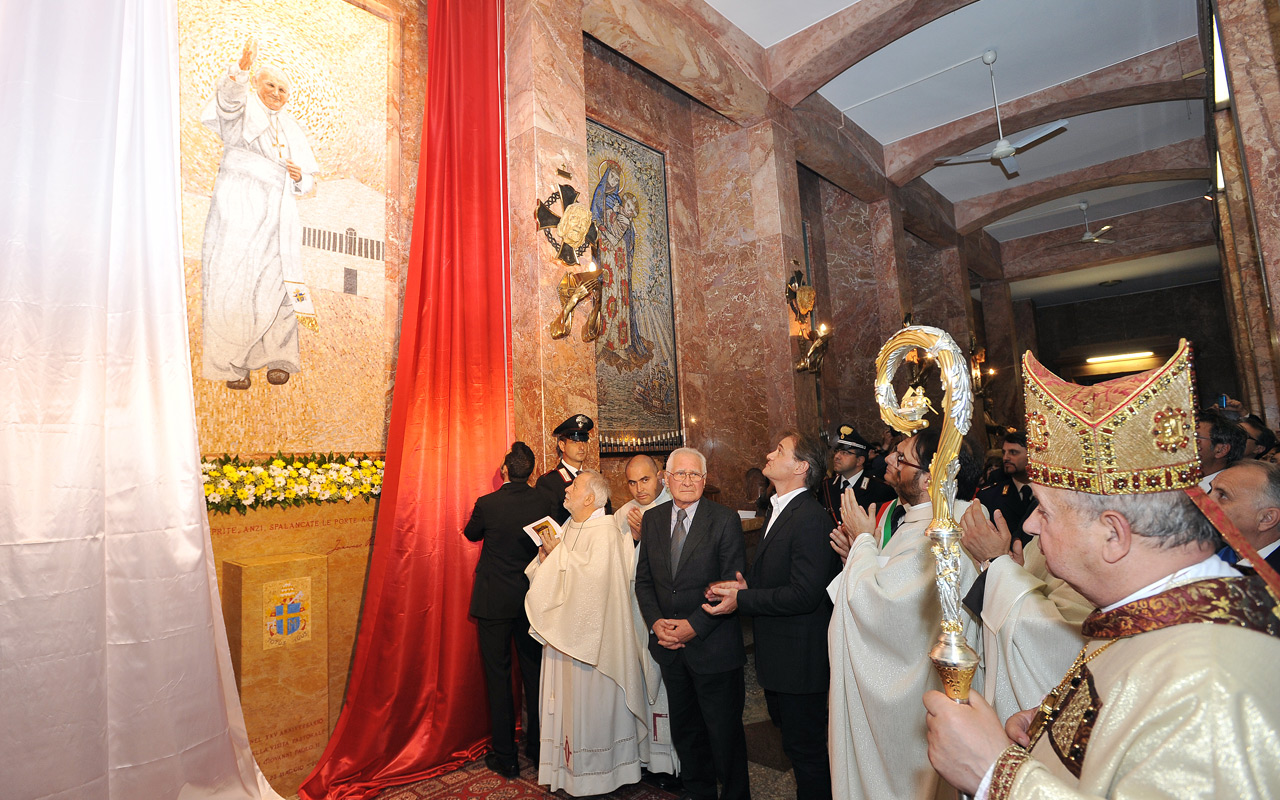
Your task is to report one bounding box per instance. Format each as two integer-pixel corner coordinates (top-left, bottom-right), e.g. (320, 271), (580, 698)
(705, 431), (839, 800)
(826, 427), (983, 800)
(635, 448), (750, 800)
(1195, 408), (1246, 492)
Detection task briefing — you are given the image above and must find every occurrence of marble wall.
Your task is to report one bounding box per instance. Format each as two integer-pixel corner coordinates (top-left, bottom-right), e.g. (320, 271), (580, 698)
(575, 37), (811, 508)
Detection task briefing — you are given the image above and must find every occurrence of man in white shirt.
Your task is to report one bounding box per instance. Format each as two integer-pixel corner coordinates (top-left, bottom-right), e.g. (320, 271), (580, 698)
(1195, 408), (1246, 492)
(1210, 459), (1280, 572)
(706, 432), (838, 800)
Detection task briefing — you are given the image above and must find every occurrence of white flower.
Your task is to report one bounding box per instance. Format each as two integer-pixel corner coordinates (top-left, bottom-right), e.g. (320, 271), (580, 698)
(208, 492), (222, 504)
(243, 495), (255, 505)
(275, 477), (286, 488)
(218, 479), (231, 490)
(249, 466), (265, 476)
(318, 491), (331, 501)
(299, 467), (310, 477)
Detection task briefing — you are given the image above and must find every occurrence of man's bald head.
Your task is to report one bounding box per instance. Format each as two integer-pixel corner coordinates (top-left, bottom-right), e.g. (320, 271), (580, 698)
(625, 454), (663, 507)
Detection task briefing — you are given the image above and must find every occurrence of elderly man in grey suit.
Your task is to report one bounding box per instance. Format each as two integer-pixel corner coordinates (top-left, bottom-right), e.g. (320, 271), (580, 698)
(635, 447), (750, 800)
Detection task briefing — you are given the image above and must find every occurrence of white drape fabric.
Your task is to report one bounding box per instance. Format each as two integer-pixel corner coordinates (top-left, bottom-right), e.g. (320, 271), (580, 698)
(0, 1), (281, 798)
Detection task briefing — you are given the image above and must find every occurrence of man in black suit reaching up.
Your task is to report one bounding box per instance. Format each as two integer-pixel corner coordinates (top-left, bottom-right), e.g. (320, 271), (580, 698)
(707, 431), (839, 800)
(635, 447), (750, 800)
(464, 442), (560, 778)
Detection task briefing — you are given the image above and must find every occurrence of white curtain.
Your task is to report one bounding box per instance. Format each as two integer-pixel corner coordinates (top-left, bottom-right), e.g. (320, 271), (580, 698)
(0, 1), (281, 798)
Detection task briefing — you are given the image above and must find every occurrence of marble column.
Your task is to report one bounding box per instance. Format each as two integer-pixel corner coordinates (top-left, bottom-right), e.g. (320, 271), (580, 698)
(506, 0), (601, 469)
(980, 281), (1023, 433)
(689, 109), (805, 502)
(1218, 192), (1266, 416)
(1216, 0), (1280, 423)
(1215, 106), (1280, 422)
(869, 195), (911, 341)
(806, 172), (884, 437)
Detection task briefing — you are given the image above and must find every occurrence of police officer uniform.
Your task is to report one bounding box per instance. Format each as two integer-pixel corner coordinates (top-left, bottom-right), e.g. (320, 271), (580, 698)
(820, 424), (896, 525)
(536, 414), (595, 524)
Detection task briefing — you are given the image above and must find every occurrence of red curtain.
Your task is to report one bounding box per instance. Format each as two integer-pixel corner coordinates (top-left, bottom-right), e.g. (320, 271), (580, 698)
(298, 1), (510, 797)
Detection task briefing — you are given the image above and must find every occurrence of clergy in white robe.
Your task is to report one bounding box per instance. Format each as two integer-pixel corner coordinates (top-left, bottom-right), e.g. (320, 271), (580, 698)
(924, 343), (1280, 799)
(612, 456), (679, 778)
(199, 40), (318, 387)
(526, 469), (650, 795)
(957, 503), (1091, 723)
(827, 428), (983, 800)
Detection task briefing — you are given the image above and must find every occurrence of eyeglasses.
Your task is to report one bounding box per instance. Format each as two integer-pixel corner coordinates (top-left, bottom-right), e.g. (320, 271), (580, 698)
(668, 470), (706, 483)
(888, 448), (927, 471)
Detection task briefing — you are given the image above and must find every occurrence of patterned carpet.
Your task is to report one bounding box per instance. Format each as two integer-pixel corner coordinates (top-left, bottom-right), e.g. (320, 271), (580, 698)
(376, 755), (680, 800)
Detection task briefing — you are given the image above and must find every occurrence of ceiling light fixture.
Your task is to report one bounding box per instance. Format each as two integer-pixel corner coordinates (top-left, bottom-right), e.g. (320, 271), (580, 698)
(1086, 351), (1154, 364)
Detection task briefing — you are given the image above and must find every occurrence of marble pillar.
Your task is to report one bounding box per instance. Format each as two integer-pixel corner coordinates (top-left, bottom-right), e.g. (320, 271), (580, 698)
(980, 281), (1023, 433)
(1216, 0), (1280, 423)
(804, 169), (883, 437)
(1215, 107), (1280, 423)
(1217, 192), (1266, 417)
(506, 0), (600, 471)
(688, 107), (805, 504)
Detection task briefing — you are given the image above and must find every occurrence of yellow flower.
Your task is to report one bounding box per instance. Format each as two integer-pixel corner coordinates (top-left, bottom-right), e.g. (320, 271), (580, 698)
(204, 484), (213, 496)
(222, 464), (238, 478)
(292, 461), (303, 469)
(272, 459), (285, 468)
(236, 487), (249, 500)
(284, 490), (296, 499)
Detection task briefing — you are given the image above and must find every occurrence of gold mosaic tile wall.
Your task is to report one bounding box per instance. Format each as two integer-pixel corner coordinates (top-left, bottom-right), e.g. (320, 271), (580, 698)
(178, 0), (416, 456)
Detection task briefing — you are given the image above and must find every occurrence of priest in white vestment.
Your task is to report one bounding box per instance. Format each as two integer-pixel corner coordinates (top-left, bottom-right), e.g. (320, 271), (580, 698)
(826, 427), (983, 800)
(957, 503), (1090, 723)
(526, 469), (650, 795)
(925, 342), (1280, 800)
(199, 39), (318, 389)
(613, 455), (679, 779)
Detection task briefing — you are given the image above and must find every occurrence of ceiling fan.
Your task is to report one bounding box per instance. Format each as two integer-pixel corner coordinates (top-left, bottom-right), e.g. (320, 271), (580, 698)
(1070, 200), (1115, 244)
(934, 49), (1068, 176)
(1052, 200), (1116, 246)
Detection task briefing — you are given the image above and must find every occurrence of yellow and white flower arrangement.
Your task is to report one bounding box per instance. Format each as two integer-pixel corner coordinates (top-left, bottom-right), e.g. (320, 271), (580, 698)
(201, 453), (384, 515)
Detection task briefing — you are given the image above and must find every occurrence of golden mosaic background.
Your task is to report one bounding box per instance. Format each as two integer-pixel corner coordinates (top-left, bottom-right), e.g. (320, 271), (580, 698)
(178, 0), (388, 195)
(178, 0), (397, 456)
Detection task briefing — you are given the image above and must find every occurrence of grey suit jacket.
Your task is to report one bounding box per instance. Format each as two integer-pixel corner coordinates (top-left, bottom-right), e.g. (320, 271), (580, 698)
(634, 497), (747, 674)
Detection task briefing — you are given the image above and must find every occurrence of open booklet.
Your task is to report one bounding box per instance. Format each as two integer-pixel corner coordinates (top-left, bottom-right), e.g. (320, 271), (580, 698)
(523, 516), (563, 549)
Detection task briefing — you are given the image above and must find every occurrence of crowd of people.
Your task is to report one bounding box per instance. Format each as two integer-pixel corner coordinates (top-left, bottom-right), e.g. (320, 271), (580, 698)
(463, 345), (1280, 800)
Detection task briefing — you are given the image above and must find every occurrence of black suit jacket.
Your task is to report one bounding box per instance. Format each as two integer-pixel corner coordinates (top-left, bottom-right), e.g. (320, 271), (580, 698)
(635, 497), (747, 674)
(535, 462), (575, 524)
(819, 473), (896, 525)
(739, 490), (839, 694)
(464, 481), (560, 619)
(976, 477), (1035, 546)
